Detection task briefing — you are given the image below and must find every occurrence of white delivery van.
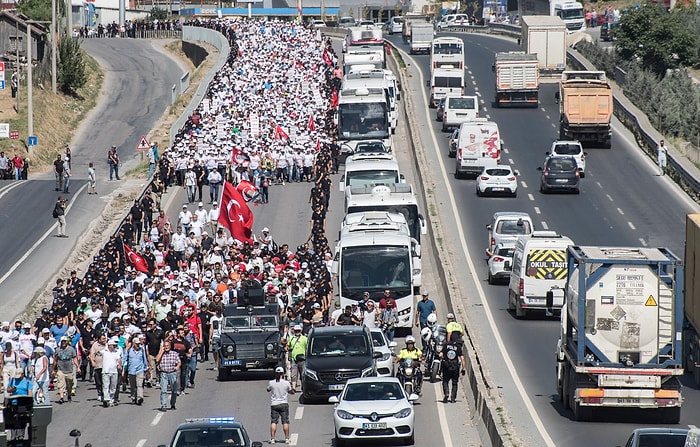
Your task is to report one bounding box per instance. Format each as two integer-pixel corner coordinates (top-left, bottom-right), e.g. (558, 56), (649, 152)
(429, 67), (464, 108)
(442, 95), (478, 132)
(454, 118), (502, 178)
(507, 230), (574, 318)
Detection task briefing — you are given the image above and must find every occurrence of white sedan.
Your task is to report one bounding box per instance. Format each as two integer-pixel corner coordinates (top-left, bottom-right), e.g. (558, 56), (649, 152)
(476, 164), (518, 197)
(329, 377), (418, 446)
(487, 243), (515, 284)
(370, 328), (397, 377)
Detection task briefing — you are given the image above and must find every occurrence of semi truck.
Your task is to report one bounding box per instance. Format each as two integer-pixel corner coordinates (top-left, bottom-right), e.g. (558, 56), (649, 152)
(518, 0), (586, 33)
(683, 214), (700, 387)
(520, 15), (566, 76)
(556, 246), (684, 423)
(558, 71), (613, 148)
(493, 52), (539, 107)
(408, 23), (434, 54)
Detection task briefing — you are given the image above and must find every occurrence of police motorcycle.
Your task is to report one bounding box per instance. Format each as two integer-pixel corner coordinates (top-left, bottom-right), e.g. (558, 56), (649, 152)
(421, 314), (448, 383)
(395, 336), (424, 395)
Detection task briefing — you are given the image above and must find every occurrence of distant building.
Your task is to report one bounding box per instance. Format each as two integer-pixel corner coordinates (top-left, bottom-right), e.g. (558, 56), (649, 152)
(0, 11), (46, 63)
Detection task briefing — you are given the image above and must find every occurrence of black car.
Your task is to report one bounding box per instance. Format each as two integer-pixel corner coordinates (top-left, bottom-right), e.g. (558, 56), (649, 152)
(538, 155), (580, 194)
(600, 21), (618, 42)
(300, 325), (381, 402)
(436, 97), (447, 122)
(158, 417), (263, 447)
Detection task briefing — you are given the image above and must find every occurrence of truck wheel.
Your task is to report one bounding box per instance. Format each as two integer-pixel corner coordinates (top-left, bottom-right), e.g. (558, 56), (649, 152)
(573, 400), (592, 421)
(560, 363), (570, 408)
(507, 292), (515, 312)
(442, 124), (447, 133)
(455, 165), (461, 179)
(660, 407), (681, 424)
(487, 271), (494, 284)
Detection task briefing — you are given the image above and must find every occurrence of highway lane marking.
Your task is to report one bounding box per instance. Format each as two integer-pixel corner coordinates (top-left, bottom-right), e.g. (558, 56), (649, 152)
(534, 206), (541, 215)
(409, 50), (558, 447)
(551, 123), (556, 128)
(596, 181), (603, 188)
(617, 208), (624, 215)
(472, 80), (477, 86)
(528, 193), (535, 201)
(433, 382), (455, 447)
(135, 440), (146, 447)
(294, 406), (304, 419)
(545, 114), (550, 120)
(541, 221), (549, 229)
(628, 221), (636, 230)
(0, 183), (87, 288)
(521, 181), (528, 188)
(508, 158), (514, 164)
(689, 425), (697, 429)
(540, 107), (546, 112)
(639, 238), (648, 246)
(605, 194), (613, 202)
(475, 91), (482, 97)
(151, 412), (163, 426)
(0, 181), (23, 199)
(289, 433), (299, 445)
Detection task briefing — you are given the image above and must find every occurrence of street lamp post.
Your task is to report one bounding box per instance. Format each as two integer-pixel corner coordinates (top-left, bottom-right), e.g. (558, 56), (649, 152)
(52, 0), (56, 94)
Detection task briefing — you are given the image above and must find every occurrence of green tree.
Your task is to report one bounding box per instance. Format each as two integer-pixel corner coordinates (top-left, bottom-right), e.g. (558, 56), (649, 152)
(615, 4), (699, 75)
(149, 6), (168, 21)
(16, 0), (52, 22)
(58, 37), (87, 96)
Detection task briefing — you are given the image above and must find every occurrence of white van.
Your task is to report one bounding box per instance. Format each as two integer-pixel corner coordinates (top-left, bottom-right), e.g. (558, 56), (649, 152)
(454, 118), (502, 178)
(388, 16), (404, 34)
(507, 230), (574, 318)
(340, 156), (405, 192)
(442, 95), (478, 132)
(430, 67), (464, 108)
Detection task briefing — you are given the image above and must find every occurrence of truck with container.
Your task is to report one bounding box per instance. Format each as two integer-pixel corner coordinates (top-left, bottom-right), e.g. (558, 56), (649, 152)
(408, 23), (434, 54)
(343, 25), (384, 54)
(556, 246), (684, 422)
(401, 14), (431, 43)
(493, 52), (539, 107)
(520, 15), (566, 76)
(683, 214), (700, 387)
(558, 71), (613, 148)
(431, 37), (465, 70)
(344, 183), (427, 243)
(551, 1), (586, 32)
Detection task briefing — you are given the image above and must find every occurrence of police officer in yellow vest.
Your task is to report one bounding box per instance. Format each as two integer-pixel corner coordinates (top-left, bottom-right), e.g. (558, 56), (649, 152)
(288, 325), (307, 394)
(394, 336), (424, 393)
(445, 313), (464, 344)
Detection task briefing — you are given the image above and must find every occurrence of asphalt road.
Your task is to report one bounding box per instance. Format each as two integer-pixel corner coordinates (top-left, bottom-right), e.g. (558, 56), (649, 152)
(388, 32), (700, 446)
(0, 39), (184, 320)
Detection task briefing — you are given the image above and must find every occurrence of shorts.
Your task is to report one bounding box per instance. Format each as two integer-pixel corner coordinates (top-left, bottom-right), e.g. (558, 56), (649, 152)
(270, 403), (289, 424)
(211, 336), (221, 352)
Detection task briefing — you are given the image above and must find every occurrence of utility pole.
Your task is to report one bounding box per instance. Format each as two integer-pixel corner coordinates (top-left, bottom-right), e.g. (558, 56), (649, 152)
(66, 0), (73, 38)
(51, 0), (56, 93)
(27, 23), (33, 156)
(15, 20), (20, 113)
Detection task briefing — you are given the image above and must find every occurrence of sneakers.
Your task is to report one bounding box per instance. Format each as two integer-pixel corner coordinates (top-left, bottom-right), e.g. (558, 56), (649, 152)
(442, 396), (448, 403)
(269, 440), (275, 445)
(159, 406), (167, 412)
(285, 439), (291, 444)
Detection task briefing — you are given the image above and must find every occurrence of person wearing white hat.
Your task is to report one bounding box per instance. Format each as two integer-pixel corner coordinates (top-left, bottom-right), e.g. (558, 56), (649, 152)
(101, 338), (122, 407)
(208, 200), (220, 235)
(287, 324), (307, 394)
(267, 365), (292, 444)
(31, 346), (49, 404)
(62, 155), (71, 194)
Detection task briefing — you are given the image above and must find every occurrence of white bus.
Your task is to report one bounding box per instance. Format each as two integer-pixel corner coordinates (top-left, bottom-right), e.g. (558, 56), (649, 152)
(430, 37), (465, 70)
(343, 69), (398, 133)
(333, 212), (422, 328)
(337, 87), (391, 153)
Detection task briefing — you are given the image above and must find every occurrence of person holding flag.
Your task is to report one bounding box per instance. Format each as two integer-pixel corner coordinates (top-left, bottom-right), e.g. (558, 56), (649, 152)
(217, 181), (254, 244)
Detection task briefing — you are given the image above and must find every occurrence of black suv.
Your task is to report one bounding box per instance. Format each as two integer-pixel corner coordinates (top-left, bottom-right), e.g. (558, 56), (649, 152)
(158, 417), (263, 447)
(600, 21), (618, 42)
(300, 326), (381, 402)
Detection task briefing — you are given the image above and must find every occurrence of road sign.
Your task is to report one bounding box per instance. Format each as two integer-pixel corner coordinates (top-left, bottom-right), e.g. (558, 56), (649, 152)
(10, 130), (19, 140)
(0, 62), (5, 90)
(0, 123), (9, 139)
(28, 136), (38, 146)
(136, 135), (150, 151)
(0, 81), (4, 90)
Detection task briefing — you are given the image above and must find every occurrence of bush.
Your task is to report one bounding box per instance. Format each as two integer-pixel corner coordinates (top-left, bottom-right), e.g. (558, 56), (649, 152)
(58, 37), (87, 96)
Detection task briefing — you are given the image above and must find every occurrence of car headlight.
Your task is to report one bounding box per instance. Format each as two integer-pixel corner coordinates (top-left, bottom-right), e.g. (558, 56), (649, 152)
(404, 367), (413, 376)
(394, 408), (412, 419)
(336, 409), (354, 420)
(381, 353), (391, 362)
(266, 343), (274, 351)
(225, 345), (234, 354)
(304, 368), (319, 381)
(361, 366), (374, 377)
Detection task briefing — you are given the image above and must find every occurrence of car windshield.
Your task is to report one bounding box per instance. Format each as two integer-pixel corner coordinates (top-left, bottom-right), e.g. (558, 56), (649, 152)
(547, 158), (577, 171)
(449, 97), (475, 109)
(224, 316), (278, 329)
(173, 427), (246, 447)
(434, 43), (462, 54)
(355, 142), (387, 153)
(343, 382), (404, 401)
(554, 144), (581, 155)
(346, 170), (400, 188)
(635, 433), (688, 447)
(485, 168), (511, 176)
(496, 219), (532, 235)
(371, 331), (387, 348)
(496, 247), (515, 257)
(309, 334), (369, 357)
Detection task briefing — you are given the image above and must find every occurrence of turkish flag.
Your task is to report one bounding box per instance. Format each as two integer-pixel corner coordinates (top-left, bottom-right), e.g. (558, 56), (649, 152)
(124, 244), (150, 273)
(231, 147), (250, 165)
(331, 89), (339, 108)
(236, 179), (258, 203)
(308, 114), (316, 131)
(274, 123), (289, 141)
(322, 48), (333, 66)
(218, 181), (254, 243)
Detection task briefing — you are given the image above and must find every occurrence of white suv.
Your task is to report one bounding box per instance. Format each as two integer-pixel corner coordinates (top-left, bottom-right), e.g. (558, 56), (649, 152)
(486, 212), (534, 256)
(548, 140), (586, 177)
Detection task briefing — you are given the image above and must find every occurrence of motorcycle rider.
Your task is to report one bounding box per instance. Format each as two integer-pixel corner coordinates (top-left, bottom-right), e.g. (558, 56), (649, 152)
(440, 332), (466, 403)
(445, 313), (464, 345)
(394, 336), (424, 393)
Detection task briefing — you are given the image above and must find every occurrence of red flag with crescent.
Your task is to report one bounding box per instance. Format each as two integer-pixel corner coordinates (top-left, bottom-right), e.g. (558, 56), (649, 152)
(308, 114), (316, 131)
(236, 179), (258, 203)
(218, 181), (254, 243)
(322, 48), (333, 66)
(124, 244), (150, 273)
(274, 123), (289, 141)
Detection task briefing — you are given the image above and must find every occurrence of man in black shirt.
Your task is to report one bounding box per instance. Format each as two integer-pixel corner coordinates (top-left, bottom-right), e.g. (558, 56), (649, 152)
(130, 199), (144, 243)
(33, 309), (52, 335)
(197, 303), (212, 362)
(141, 193), (155, 232)
(145, 318), (164, 387)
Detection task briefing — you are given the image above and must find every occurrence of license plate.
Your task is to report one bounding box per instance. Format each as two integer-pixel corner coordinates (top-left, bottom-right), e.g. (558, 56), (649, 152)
(222, 359), (243, 366)
(328, 384), (345, 391)
(491, 187), (504, 191)
(617, 398), (640, 404)
(556, 179), (569, 183)
(362, 423), (387, 430)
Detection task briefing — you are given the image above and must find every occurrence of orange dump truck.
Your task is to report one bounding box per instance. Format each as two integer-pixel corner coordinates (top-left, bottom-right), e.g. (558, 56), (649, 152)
(558, 71), (613, 148)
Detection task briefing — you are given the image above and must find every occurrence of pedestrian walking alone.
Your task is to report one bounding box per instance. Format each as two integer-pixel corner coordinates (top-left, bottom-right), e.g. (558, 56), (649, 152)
(287, 325), (307, 394)
(53, 154), (64, 191)
(53, 196), (68, 238)
(87, 162), (97, 194)
(657, 139), (667, 176)
(267, 366), (292, 444)
(101, 338), (122, 407)
(440, 333), (466, 403)
(108, 145), (120, 180)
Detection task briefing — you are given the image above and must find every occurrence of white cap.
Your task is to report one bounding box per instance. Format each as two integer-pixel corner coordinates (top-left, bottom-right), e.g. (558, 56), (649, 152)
(198, 202), (204, 207)
(293, 324), (302, 331)
(262, 227), (270, 232)
(275, 366), (284, 374)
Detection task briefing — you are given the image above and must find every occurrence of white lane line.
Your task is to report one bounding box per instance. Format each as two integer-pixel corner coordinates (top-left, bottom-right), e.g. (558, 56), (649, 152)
(508, 158), (514, 164)
(0, 181), (23, 199)
(689, 425), (697, 429)
(534, 206), (541, 215)
(475, 91), (482, 97)
(136, 440), (146, 447)
(472, 80), (477, 86)
(551, 123), (557, 128)
(151, 412), (164, 426)
(617, 208), (624, 215)
(433, 382), (455, 447)
(628, 221), (636, 230)
(639, 238), (648, 246)
(482, 107), (488, 112)
(521, 181), (528, 188)
(605, 194), (613, 202)
(414, 58), (557, 447)
(0, 183), (87, 287)
(485, 114), (490, 119)
(502, 148), (509, 154)
(545, 115), (550, 120)
(294, 406), (304, 419)
(596, 181), (603, 188)
(528, 193), (535, 201)
(470, 74), (475, 80)
(289, 433), (299, 445)
(540, 107), (546, 112)
(541, 221), (549, 229)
